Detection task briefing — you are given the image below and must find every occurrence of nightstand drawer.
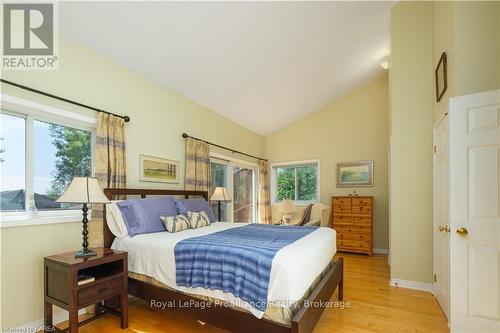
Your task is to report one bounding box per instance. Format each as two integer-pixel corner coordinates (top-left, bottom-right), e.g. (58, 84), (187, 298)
(78, 277), (123, 306)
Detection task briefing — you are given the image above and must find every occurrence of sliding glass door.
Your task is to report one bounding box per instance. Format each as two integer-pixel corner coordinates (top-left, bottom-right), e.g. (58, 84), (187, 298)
(232, 165), (256, 223)
(210, 158), (258, 223)
(211, 161), (229, 221)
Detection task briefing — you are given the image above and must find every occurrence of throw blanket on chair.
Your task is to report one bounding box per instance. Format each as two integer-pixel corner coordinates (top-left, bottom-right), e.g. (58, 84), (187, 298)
(174, 224), (316, 311)
(298, 204), (314, 226)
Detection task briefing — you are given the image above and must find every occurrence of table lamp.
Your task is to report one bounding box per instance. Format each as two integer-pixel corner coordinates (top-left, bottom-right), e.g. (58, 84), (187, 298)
(279, 200), (296, 225)
(57, 177), (110, 257)
(210, 187), (231, 222)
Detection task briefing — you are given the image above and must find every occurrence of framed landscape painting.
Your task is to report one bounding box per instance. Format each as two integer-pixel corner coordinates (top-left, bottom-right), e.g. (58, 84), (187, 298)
(139, 154), (179, 184)
(336, 160), (374, 188)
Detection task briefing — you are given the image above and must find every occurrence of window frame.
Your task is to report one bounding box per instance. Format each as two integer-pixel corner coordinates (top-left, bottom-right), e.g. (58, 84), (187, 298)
(1, 94), (96, 228)
(271, 159), (320, 204)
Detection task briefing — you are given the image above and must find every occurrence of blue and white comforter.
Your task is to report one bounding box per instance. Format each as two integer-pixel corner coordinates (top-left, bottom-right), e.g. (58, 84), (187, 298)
(111, 222), (336, 318)
(174, 224), (316, 311)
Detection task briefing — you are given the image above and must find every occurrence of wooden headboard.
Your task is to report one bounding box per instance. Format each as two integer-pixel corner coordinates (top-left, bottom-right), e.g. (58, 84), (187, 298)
(103, 188), (209, 248)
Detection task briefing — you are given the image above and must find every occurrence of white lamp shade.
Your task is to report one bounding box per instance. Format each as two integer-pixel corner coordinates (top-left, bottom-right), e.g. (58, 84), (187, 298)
(210, 187), (231, 202)
(56, 177), (110, 204)
(279, 200), (295, 214)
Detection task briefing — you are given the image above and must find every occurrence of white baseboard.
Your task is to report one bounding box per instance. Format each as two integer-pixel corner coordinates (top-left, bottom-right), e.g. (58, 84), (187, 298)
(13, 308), (86, 331)
(373, 248), (389, 254)
(390, 278), (433, 293)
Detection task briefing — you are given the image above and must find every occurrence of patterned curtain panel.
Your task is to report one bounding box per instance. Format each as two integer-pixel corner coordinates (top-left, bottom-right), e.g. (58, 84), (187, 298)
(89, 112), (126, 248)
(258, 160), (272, 224)
(185, 137), (211, 194)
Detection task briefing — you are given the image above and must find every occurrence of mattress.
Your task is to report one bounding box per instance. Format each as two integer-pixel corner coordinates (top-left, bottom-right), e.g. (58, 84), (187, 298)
(111, 222), (336, 323)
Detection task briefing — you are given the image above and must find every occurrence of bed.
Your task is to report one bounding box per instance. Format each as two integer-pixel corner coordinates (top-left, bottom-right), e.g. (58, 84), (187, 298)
(103, 188), (344, 333)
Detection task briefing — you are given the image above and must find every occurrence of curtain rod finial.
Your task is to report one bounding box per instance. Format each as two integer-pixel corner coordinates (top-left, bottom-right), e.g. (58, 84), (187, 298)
(182, 133), (188, 138)
(124, 116), (130, 122)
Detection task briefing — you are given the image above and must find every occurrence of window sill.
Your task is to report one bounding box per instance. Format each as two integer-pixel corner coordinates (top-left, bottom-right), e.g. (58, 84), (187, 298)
(0, 212), (89, 228)
(273, 200), (319, 205)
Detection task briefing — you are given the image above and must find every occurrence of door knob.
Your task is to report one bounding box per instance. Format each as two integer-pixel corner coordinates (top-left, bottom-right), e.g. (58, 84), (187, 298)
(439, 225), (445, 232)
(456, 227), (468, 237)
(445, 225), (450, 233)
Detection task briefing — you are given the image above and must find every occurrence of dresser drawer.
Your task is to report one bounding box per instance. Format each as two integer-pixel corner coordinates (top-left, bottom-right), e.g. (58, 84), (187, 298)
(352, 198), (372, 206)
(351, 205), (372, 214)
(333, 198), (351, 206)
(337, 232), (370, 241)
(334, 224), (371, 233)
(333, 215), (371, 225)
(333, 205), (351, 213)
(338, 239), (371, 250)
(78, 277), (123, 306)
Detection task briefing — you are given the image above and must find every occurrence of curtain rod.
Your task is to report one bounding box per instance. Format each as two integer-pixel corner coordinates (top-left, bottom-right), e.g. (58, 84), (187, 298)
(182, 133), (267, 162)
(0, 79), (130, 122)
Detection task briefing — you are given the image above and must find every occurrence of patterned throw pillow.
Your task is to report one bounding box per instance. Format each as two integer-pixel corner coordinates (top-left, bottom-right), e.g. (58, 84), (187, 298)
(187, 211), (211, 229)
(160, 214), (190, 233)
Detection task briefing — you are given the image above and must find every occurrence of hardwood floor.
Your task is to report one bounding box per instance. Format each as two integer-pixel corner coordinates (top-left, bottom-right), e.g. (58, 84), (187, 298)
(57, 254), (449, 333)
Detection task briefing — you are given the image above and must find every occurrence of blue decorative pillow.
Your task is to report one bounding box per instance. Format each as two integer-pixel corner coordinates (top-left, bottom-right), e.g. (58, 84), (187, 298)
(175, 198), (216, 223)
(117, 196), (177, 237)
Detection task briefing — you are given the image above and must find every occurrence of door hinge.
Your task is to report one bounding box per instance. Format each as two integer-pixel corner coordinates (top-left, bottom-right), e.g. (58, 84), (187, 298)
(434, 274), (437, 282)
(433, 145), (437, 154)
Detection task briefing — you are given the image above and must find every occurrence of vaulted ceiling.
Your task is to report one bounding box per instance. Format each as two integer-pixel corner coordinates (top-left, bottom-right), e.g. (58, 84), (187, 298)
(60, 1), (393, 135)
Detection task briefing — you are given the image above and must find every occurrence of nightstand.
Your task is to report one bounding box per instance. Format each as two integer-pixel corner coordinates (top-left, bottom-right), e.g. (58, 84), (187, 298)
(44, 248), (128, 332)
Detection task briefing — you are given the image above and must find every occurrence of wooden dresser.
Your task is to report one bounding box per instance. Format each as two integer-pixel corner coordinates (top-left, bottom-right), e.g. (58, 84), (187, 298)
(332, 196), (373, 256)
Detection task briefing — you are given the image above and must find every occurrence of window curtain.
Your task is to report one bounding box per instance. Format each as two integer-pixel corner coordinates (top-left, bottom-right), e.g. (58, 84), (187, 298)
(185, 137), (211, 194)
(258, 160), (272, 224)
(89, 112), (126, 248)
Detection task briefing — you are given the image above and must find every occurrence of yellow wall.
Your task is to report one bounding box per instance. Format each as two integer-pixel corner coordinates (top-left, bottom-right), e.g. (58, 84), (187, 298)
(390, 1), (500, 285)
(433, 1), (500, 121)
(389, 1), (434, 283)
(0, 35), (264, 328)
(432, 1), (456, 121)
(265, 74), (390, 251)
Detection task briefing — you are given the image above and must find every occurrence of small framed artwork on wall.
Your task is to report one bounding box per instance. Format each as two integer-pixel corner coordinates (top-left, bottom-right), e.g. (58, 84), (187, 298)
(435, 52), (447, 102)
(139, 154), (179, 184)
(336, 160), (374, 188)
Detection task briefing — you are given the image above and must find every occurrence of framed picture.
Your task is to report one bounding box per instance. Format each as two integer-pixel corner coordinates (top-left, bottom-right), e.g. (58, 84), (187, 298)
(139, 154), (179, 184)
(435, 52), (447, 102)
(336, 160), (374, 188)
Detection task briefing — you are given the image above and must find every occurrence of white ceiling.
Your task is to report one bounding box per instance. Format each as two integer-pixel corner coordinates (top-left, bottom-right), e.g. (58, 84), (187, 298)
(60, 1), (393, 136)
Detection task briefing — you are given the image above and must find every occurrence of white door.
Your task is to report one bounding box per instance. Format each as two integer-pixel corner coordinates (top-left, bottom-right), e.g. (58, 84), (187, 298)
(449, 89), (500, 333)
(433, 115), (450, 320)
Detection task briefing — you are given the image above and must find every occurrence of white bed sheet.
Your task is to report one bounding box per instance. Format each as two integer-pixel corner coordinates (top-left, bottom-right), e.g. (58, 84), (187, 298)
(111, 222), (336, 318)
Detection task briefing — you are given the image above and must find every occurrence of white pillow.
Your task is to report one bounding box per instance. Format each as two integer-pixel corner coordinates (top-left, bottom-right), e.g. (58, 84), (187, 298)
(105, 200), (128, 238)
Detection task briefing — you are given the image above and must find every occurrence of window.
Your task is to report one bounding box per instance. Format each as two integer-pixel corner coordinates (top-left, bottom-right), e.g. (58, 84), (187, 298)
(33, 120), (92, 210)
(0, 113), (26, 211)
(1, 96), (95, 225)
(272, 160), (319, 203)
(210, 161), (229, 221)
(210, 154), (259, 223)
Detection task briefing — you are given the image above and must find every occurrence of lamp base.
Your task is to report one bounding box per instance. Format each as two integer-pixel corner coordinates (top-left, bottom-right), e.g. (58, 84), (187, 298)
(75, 249), (97, 258)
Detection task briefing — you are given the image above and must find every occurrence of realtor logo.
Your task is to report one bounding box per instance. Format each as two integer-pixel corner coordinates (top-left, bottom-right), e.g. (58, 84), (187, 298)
(2, 2), (59, 70)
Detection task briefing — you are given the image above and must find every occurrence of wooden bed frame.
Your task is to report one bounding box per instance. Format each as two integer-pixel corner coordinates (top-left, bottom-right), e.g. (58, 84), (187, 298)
(103, 188), (343, 333)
